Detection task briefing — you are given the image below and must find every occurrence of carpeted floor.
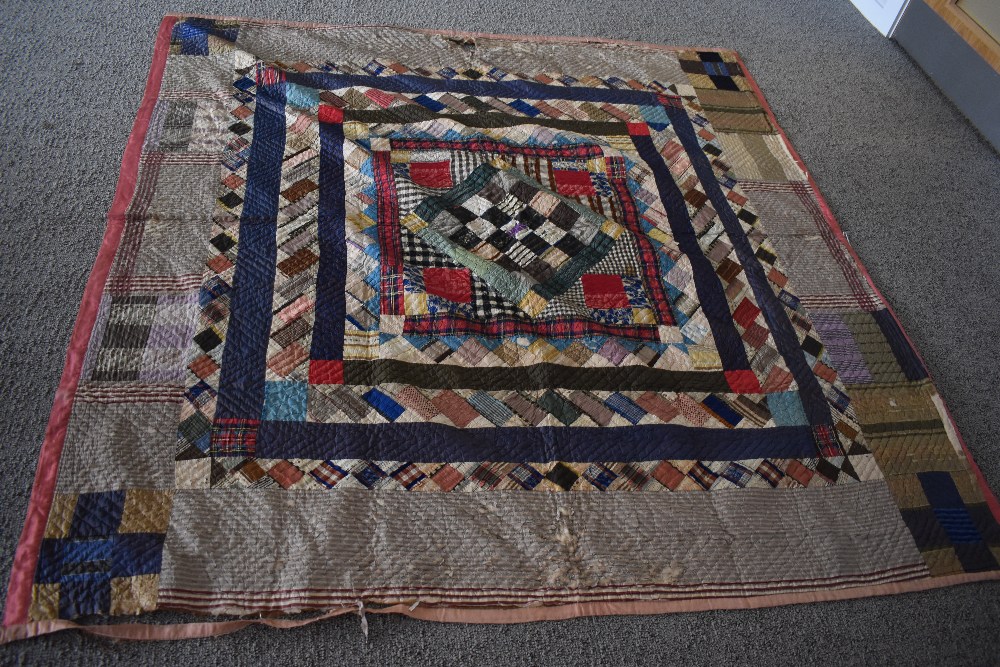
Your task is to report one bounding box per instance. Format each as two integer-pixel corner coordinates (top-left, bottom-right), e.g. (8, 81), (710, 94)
(1, 1), (998, 664)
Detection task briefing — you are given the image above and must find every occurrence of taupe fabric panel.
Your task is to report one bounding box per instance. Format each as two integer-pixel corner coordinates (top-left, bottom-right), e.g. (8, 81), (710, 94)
(160, 52), (243, 92)
(161, 482), (923, 592)
(766, 235), (855, 297)
(235, 25), (688, 82)
(133, 217), (217, 277)
(55, 400), (178, 492)
(741, 187), (820, 236)
(146, 165), (222, 220)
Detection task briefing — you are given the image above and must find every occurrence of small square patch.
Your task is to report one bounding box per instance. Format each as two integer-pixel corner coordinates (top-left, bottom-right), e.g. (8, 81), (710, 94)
(581, 274), (630, 309)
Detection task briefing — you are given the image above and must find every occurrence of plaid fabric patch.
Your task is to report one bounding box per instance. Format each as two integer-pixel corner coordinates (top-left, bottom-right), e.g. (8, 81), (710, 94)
(583, 464), (619, 490)
(310, 461), (348, 488)
(813, 424), (844, 458)
(689, 462), (720, 490)
(209, 418), (259, 456)
(351, 460), (389, 489)
(508, 464), (545, 490)
(401, 162), (625, 318)
(720, 462), (753, 487)
(390, 463), (426, 490)
(756, 459), (785, 487)
(468, 462), (509, 489)
(615, 463), (652, 490)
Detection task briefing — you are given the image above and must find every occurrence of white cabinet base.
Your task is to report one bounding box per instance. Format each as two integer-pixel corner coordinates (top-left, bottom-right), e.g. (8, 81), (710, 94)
(849, 0), (911, 35)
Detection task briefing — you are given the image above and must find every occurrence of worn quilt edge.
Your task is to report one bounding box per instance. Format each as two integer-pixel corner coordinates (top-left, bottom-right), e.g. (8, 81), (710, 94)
(0, 15), (179, 632)
(165, 12), (743, 55)
(3, 571), (1000, 643)
(2, 14), (999, 643)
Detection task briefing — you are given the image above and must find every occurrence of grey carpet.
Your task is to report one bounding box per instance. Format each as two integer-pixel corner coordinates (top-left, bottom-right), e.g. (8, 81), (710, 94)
(1, 1), (998, 664)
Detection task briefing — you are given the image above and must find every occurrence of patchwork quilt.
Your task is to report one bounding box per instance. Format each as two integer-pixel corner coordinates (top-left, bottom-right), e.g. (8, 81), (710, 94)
(4, 15), (999, 641)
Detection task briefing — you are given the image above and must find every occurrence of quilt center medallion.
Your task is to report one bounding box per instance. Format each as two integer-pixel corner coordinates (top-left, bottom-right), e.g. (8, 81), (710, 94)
(398, 160), (626, 318)
(173, 59), (871, 494)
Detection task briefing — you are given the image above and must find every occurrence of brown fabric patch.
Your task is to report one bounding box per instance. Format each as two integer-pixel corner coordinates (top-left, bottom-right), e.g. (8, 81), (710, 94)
(110, 574), (160, 615)
(44, 494), (78, 539)
(277, 248), (319, 276)
(30, 584), (60, 622)
(119, 489), (173, 533)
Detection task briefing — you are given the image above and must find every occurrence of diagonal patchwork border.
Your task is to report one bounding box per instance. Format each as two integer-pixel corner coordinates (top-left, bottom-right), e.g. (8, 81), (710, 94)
(205, 67), (839, 465)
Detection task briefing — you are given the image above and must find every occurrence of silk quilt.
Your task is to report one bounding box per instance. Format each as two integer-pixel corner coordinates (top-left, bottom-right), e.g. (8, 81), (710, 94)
(3, 15), (999, 641)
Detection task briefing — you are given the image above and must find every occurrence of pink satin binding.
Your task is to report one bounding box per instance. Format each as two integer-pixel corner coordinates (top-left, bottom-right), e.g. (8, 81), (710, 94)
(4, 570), (1000, 643)
(1, 15), (179, 632)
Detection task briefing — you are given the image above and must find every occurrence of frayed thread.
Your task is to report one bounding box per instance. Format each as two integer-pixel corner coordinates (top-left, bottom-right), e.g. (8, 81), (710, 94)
(357, 601), (368, 640)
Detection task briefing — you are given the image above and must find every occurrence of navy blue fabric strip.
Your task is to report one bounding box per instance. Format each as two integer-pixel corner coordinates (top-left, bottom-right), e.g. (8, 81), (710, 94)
(214, 83), (287, 421)
(918, 471), (966, 508)
(872, 309), (928, 381)
(630, 132), (752, 373)
(255, 420), (818, 462)
(309, 119), (348, 360)
(285, 71), (659, 105)
(664, 105), (833, 427)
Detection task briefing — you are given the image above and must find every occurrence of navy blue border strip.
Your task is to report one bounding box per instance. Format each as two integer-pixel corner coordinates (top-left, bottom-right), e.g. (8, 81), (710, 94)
(872, 309), (928, 382)
(255, 420), (819, 462)
(630, 132), (753, 375)
(214, 82), (287, 422)
(214, 73), (833, 464)
(309, 118), (348, 360)
(664, 104), (833, 427)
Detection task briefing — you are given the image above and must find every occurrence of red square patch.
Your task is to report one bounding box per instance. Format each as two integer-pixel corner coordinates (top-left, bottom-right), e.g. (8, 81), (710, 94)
(553, 169), (595, 196)
(318, 104), (343, 124)
(784, 460), (814, 487)
(651, 461), (686, 490)
(409, 161), (454, 188)
(732, 298), (761, 328)
(581, 274), (630, 309)
(267, 460), (304, 489)
(725, 369), (762, 393)
(309, 359), (344, 385)
(432, 465), (464, 492)
(423, 267), (472, 303)
(626, 121), (650, 136)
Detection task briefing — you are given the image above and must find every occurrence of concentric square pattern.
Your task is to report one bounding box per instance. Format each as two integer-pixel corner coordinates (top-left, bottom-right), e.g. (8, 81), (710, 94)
(17, 18), (1000, 629)
(174, 52), (880, 494)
